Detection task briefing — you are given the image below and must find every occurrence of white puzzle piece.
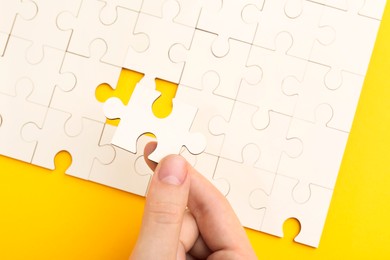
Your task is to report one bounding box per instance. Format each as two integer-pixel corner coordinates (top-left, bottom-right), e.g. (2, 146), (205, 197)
(1, 0), (386, 248)
(103, 79), (206, 163)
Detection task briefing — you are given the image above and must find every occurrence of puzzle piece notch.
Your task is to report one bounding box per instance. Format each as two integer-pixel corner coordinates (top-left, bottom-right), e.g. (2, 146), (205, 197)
(249, 175), (333, 248)
(209, 101), (302, 173)
(50, 39), (121, 136)
(103, 81), (206, 163)
(57, 0), (145, 67)
(90, 124), (153, 196)
(214, 144), (275, 230)
(123, 1), (194, 84)
(278, 105), (349, 203)
(98, 0), (143, 25)
(22, 108), (115, 180)
(0, 36), (75, 106)
(0, 79), (47, 162)
(238, 33), (307, 129)
(282, 61), (365, 132)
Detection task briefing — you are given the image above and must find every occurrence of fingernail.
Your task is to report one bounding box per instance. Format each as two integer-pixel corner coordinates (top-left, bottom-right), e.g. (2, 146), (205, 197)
(157, 156), (187, 186)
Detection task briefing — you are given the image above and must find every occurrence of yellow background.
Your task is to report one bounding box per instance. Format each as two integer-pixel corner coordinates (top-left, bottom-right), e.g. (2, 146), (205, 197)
(1, 4), (390, 259)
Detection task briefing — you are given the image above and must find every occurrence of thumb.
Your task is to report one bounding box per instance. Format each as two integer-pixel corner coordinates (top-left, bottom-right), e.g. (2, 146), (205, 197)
(131, 155), (190, 260)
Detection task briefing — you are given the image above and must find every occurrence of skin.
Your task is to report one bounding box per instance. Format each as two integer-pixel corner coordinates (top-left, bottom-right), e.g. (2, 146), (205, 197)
(130, 142), (257, 260)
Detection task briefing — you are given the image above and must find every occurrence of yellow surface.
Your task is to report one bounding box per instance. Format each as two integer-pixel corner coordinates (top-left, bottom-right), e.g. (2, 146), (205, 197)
(1, 5), (390, 259)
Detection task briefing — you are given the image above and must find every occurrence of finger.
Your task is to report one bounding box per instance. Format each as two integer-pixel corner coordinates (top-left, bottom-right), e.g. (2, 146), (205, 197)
(179, 210), (199, 252)
(143, 141), (158, 171)
(130, 155), (191, 260)
(188, 235), (212, 259)
(187, 165), (256, 258)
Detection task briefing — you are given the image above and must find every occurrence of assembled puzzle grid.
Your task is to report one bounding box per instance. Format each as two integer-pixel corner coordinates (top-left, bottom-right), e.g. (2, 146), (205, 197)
(0, 0), (386, 248)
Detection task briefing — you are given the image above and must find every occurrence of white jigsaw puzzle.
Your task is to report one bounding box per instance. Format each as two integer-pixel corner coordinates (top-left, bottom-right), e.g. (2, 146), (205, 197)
(0, 0), (386, 248)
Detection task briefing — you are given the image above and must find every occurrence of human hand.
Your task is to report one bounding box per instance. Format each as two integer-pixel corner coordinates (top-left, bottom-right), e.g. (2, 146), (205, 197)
(130, 142), (257, 260)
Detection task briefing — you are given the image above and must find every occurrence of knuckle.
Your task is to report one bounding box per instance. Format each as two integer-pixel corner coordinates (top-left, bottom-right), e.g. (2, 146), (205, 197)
(147, 201), (183, 225)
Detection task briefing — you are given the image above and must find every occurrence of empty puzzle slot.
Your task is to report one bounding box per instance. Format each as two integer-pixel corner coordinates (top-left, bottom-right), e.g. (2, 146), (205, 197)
(152, 79), (178, 118)
(282, 217), (302, 244)
(53, 150), (72, 174)
(95, 69), (143, 126)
